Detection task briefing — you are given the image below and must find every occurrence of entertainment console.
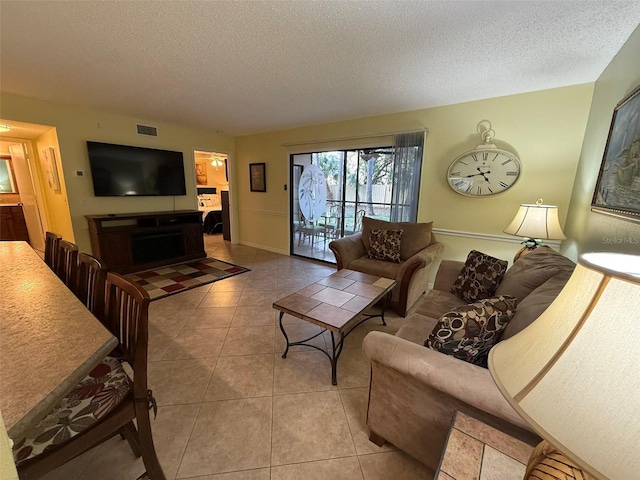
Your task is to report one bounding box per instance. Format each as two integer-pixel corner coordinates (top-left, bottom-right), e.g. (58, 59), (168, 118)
(85, 211), (206, 274)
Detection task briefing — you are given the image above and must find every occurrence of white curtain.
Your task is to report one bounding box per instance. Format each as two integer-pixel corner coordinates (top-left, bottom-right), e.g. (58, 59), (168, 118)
(391, 131), (425, 222)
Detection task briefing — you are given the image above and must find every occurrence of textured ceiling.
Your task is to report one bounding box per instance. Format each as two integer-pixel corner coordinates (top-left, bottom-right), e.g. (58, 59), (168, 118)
(1, 1), (639, 136)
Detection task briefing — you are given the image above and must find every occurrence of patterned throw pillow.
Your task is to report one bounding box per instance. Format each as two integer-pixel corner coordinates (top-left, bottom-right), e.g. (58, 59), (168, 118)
(451, 250), (508, 303)
(424, 295), (517, 367)
(367, 229), (403, 263)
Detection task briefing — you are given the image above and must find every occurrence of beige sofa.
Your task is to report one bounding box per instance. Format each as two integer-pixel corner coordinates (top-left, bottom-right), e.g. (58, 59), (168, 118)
(329, 217), (444, 316)
(362, 247), (576, 470)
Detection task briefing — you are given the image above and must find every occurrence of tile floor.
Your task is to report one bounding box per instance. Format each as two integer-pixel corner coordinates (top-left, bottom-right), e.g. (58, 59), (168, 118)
(42, 234), (435, 480)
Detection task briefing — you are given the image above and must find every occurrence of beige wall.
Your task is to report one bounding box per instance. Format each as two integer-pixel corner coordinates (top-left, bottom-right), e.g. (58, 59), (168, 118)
(564, 25), (640, 259)
(0, 93), (235, 253)
(33, 127), (75, 240)
(235, 84), (594, 267)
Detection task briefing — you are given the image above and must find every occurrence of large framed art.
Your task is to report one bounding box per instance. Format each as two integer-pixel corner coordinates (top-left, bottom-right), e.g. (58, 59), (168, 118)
(591, 85), (640, 221)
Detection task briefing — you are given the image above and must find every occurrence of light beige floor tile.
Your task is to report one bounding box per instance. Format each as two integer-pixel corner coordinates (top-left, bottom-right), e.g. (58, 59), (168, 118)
(162, 327), (228, 360)
(237, 289), (280, 307)
(231, 305), (278, 327)
(271, 390), (356, 465)
(178, 468), (271, 480)
(336, 347), (371, 389)
(177, 397), (272, 477)
(358, 450), (435, 480)
(197, 290), (243, 308)
(273, 350), (337, 394)
(183, 306), (236, 329)
(153, 403), (201, 479)
(149, 357), (217, 405)
(241, 277), (279, 290)
(271, 456), (364, 480)
(365, 314), (406, 336)
(220, 326), (275, 356)
(205, 354), (274, 401)
(277, 277), (313, 290)
(148, 326), (182, 362)
(149, 307), (193, 334)
(339, 388), (396, 455)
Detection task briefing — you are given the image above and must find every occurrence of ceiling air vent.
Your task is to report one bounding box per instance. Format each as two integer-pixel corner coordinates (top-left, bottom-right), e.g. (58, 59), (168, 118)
(136, 124), (158, 137)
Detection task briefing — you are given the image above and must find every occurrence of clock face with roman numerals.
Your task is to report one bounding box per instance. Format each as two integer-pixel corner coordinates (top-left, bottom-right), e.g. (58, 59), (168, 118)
(447, 147), (521, 197)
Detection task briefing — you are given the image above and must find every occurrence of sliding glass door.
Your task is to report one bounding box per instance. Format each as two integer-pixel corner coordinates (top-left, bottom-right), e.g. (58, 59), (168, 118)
(290, 146), (413, 262)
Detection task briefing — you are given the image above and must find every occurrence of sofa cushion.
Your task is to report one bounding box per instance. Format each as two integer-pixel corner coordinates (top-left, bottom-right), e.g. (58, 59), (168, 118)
(362, 217), (433, 261)
(396, 314), (439, 345)
(424, 295), (517, 367)
(349, 255), (401, 280)
(414, 289), (467, 320)
(495, 246), (576, 302)
(368, 229), (403, 263)
(501, 272), (573, 340)
(450, 250), (508, 303)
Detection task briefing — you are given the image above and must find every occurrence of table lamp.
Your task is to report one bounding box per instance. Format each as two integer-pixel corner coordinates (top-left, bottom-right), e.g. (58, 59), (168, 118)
(488, 252), (640, 479)
(503, 199), (566, 261)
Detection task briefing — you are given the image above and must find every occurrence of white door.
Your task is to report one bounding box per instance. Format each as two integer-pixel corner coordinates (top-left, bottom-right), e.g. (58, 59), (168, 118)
(9, 144), (45, 250)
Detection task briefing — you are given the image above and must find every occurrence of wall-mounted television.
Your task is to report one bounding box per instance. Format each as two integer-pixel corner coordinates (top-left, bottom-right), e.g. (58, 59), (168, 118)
(87, 141), (187, 196)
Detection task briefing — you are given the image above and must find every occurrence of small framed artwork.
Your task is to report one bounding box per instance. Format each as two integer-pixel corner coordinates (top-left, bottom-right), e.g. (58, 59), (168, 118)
(592, 84), (640, 221)
(195, 161), (208, 185)
(41, 147), (61, 192)
(250, 162), (266, 192)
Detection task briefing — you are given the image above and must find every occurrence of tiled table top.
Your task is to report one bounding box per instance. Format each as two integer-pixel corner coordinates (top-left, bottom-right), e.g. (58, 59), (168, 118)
(272, 269), (395, 332)
(436, 412), (535, 480)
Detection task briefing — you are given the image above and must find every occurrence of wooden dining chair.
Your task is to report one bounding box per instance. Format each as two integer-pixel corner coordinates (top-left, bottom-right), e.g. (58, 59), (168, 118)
(44, 232), (62, 270)
(74, 252), (107, 321)
(14, 272), (166, 480)
(53, 239), (79, 288)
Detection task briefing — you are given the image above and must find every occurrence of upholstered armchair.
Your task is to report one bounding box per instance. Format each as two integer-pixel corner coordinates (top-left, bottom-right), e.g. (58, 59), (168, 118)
(329, 217), (444, 316)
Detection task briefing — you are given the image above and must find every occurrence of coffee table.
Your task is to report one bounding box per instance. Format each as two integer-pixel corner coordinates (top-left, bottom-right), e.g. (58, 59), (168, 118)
(272, 269), (396, 385)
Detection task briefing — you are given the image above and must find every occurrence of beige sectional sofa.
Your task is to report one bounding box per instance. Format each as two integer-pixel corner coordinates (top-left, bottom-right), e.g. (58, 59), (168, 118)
(329, 218), (444, 316)
(362, 247), (576, 470)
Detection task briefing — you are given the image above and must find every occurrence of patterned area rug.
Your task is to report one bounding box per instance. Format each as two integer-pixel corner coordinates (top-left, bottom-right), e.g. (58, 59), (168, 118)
(126, 257), (250, 301)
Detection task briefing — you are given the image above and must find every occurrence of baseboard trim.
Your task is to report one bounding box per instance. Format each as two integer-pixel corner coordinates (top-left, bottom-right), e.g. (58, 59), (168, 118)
(239, 240), (289, 256)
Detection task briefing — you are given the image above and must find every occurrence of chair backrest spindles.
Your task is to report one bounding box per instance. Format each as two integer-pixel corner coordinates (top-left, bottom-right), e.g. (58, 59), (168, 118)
(44, 232), (62, 270)
(54, 239), (79, 287)
(104, 272), (150, 398)
(76, 252), (107, 321)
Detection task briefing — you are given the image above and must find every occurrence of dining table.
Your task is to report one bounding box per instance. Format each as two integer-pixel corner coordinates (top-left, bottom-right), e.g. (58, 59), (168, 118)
(0, 241), (118, 442)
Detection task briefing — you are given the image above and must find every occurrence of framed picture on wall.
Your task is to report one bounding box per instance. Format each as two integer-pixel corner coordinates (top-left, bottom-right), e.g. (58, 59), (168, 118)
(250, 162), (266, 192)
(591, 84), (640, 221)
(41, 147), (61, 192)
(195, 161), (208, 185)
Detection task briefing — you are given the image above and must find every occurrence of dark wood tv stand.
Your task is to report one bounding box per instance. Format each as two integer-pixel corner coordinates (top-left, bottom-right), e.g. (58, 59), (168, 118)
(85, 210), (206, 274)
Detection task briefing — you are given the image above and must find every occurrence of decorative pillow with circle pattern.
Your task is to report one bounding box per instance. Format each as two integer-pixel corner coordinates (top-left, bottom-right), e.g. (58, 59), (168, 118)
(424, 295), (517, 367)
(451, 250), (508, 303)
(367, 229), (403, 263)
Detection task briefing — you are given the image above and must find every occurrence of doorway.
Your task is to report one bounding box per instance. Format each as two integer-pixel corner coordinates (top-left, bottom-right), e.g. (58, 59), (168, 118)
(194, 150), (231, 242)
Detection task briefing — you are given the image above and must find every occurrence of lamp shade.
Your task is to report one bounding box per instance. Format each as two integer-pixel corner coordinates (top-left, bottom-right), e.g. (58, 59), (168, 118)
(503, 202), (566, 240)
(488, 253), (640, 480)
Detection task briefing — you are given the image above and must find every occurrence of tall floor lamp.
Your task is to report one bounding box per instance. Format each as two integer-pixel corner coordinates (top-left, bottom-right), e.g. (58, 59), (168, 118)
(489, 252), (640, 479)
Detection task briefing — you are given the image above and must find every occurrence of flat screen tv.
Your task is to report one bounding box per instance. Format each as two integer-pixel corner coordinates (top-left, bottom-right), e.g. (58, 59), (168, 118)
(87, 141), (187, 196)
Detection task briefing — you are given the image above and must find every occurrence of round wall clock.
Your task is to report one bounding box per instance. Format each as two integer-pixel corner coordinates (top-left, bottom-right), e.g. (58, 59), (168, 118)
(447, 126), (521, 197)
